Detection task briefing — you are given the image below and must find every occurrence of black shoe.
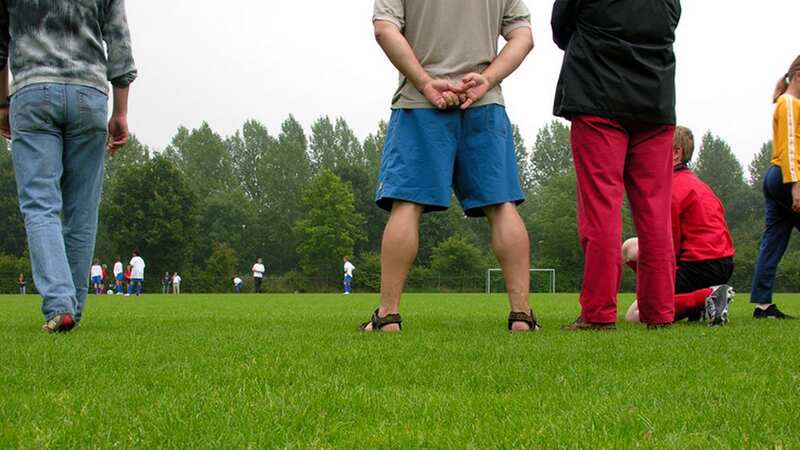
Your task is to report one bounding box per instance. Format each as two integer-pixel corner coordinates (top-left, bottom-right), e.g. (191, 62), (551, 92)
(753, 304), (796, 320)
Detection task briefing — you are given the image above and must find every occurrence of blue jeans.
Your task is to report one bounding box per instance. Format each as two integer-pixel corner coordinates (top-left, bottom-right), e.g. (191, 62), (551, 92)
(751, 165), (800, 304)
(10, 83), (108, 323)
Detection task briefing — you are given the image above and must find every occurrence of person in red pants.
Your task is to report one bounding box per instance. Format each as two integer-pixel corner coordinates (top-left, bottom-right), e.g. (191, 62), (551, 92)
(622, 126), (735, 326)
(552, 0), (682, 330)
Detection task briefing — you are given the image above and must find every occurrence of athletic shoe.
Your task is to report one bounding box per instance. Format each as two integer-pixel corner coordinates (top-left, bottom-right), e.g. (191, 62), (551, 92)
(124, 293), (130, 297)
(705, 285), (734, 327)
(753, 304), (796, 320)
(42, 314), (76, 333)
(562, 317), (615, 331)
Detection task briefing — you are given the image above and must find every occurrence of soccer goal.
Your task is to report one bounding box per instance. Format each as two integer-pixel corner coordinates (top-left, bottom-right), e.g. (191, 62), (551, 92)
(486, 268), (556, 294)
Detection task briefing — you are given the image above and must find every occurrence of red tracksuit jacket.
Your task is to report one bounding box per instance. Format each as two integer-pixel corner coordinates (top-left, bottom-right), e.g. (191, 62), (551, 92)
(671, 166), (735, 262)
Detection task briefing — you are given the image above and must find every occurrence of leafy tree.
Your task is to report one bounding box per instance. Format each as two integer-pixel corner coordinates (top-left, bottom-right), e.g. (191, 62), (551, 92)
(294, 169), (364, 282)
(193, 190), (259, 268)
(530, 120), (572, 186)
(334, 164), (385, 255)
(748, 141), (772, 190)
(513, 124), (533, 193)
(0, 141), (26, 257)
(309, 116), (364, 173)
(355, 251), (381, 292)
(362, 120), (387, 185)
(200, 241), (239, 292)
(102, 154), (197, 287)
(256, 115), (311, 273)
(694, 132), (750, 228)
(430, 235), (485, 290)
(166, 123), (236, 199)
(227, 120), (275, 200)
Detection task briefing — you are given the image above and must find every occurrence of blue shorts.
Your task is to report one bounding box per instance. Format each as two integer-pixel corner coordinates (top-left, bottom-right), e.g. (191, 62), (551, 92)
(375, 104), (524, 217)
(131, 278), (143, 283)
(344, 275), (353, 282)
(91, 276), (102, 284)
(116, 273), (123, 281)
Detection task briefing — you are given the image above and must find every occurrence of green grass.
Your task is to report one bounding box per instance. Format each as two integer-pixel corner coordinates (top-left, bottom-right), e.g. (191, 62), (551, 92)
(1, 292), (799, 449)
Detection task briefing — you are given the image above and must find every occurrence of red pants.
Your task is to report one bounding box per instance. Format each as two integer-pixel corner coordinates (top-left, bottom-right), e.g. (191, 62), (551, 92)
(572, 116), (676, 325)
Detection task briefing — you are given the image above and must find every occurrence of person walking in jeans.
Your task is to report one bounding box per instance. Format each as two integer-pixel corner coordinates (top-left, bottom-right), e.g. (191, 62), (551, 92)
(552, 0), (681, 329)
(0, 0), (137, 332)
(750, 55), (800, 320)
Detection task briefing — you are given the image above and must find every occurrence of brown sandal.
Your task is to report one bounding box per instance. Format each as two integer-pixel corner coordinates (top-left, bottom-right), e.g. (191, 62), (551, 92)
(508, 310), (541, 331)
(359, 309), (402, 331)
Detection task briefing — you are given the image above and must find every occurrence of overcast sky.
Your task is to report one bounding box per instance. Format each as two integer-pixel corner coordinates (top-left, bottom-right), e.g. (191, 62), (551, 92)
(125, 1), (799, 168)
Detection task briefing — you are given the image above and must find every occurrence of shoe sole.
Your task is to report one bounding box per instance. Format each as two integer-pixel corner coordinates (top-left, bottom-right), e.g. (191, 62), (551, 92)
(705, 285), (733, 327)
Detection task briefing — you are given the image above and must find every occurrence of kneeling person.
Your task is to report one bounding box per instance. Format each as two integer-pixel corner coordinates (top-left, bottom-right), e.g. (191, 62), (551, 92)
(624, 127), (735, 326)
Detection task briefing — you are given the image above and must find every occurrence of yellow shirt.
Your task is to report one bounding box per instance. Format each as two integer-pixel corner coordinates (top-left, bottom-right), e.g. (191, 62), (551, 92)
(771, 94), (800, 183)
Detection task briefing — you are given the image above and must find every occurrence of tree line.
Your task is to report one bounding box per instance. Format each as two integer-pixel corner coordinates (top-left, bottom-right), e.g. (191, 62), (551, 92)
(0, 117), (796, 294)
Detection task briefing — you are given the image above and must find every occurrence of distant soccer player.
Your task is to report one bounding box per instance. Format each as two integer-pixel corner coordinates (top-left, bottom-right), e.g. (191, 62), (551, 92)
(623, 126), (735, 326)
(362, 0), (539, 332)
(552, 0), (681, 330)
(252, 258), (265, 293)
(113, 256), (124, 295)
(233, 275), (243, 294)
(162, 272), (171, 294)
(343, 256), (355, 295)
(750, 55), (800, 320)
(90, 259), (103, 295)
(127, 250), (145, 297)
(0, 0), (137, 332)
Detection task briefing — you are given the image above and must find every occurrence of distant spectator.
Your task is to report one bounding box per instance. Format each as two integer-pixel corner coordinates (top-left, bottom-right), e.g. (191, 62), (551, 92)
(162, 272), (171, 294)
(233, 275), (244, 294)
(172, 272), (181, 295)
(251, 257), (265, 293)
(18, 273), (26, 295)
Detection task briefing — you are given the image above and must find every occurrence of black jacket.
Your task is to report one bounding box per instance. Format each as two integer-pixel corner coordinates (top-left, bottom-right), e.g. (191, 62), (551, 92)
(552, 0), (681, 125)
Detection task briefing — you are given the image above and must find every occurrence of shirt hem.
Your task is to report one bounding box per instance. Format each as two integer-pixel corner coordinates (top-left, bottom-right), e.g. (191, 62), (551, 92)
(11, 77), (109, 96)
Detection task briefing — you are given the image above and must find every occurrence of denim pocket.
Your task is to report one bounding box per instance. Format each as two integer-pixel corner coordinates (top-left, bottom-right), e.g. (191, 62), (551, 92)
(77, 87), (109, 134)
(10, 85), (52, 132)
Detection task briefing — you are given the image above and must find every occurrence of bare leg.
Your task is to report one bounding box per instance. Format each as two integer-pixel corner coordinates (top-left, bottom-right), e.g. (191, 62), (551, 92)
(485, 203), (532, 330)
(367, 201), (424, 332)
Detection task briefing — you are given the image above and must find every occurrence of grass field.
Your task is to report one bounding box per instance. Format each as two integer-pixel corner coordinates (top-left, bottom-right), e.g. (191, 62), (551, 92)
(1, 292), (799, 448)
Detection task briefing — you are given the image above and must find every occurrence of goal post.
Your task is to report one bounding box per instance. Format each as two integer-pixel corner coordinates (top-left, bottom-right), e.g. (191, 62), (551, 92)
(486, 268), (556, 294)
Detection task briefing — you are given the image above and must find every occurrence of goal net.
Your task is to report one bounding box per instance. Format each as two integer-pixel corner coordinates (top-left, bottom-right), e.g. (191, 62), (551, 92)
(486, 268), (556, 294)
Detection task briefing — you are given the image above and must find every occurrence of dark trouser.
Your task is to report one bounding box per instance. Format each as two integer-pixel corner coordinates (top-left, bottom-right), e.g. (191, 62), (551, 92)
(751, 165), (800, 304)
(571, 116), (676, 325)
(676, 258), (734, 294)
(254, 277), (262, 293)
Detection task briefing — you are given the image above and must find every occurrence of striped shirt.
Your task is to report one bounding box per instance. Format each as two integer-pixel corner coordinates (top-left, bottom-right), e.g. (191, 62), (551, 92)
(771, 94), (800, 183)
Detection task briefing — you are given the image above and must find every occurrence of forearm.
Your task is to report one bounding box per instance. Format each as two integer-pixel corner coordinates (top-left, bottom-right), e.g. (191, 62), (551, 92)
(0, 63), (8, 100)
(374, 21), (431, 91)
(112, 86), (129, 116)
(482, 28), (533, 89)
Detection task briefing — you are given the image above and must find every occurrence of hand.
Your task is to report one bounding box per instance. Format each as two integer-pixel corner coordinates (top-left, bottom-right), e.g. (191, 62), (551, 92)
(792, 183), (800, 213)
(107, 114), (129, 156)
(459, 72), (492, 110)
(420, 79), (463, 110)
(0, 106), (10, 140)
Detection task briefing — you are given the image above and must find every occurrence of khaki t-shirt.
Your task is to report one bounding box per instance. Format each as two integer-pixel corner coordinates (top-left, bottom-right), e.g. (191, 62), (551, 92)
(373, 0), (531, 109)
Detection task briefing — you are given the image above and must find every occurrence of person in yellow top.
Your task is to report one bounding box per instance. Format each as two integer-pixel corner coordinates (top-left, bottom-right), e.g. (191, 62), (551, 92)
(750, 55), (800, 320)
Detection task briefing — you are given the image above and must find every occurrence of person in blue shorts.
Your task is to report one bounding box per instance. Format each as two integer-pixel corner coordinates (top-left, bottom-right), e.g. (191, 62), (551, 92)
(360, 0), (539, 332)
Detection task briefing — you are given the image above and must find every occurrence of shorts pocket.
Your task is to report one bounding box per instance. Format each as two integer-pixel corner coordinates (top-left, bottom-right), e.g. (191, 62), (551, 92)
(77, 87), (109, 134)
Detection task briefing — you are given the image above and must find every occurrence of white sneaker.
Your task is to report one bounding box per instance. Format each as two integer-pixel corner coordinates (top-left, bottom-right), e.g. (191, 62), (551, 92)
(124, 293), (130, 297)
